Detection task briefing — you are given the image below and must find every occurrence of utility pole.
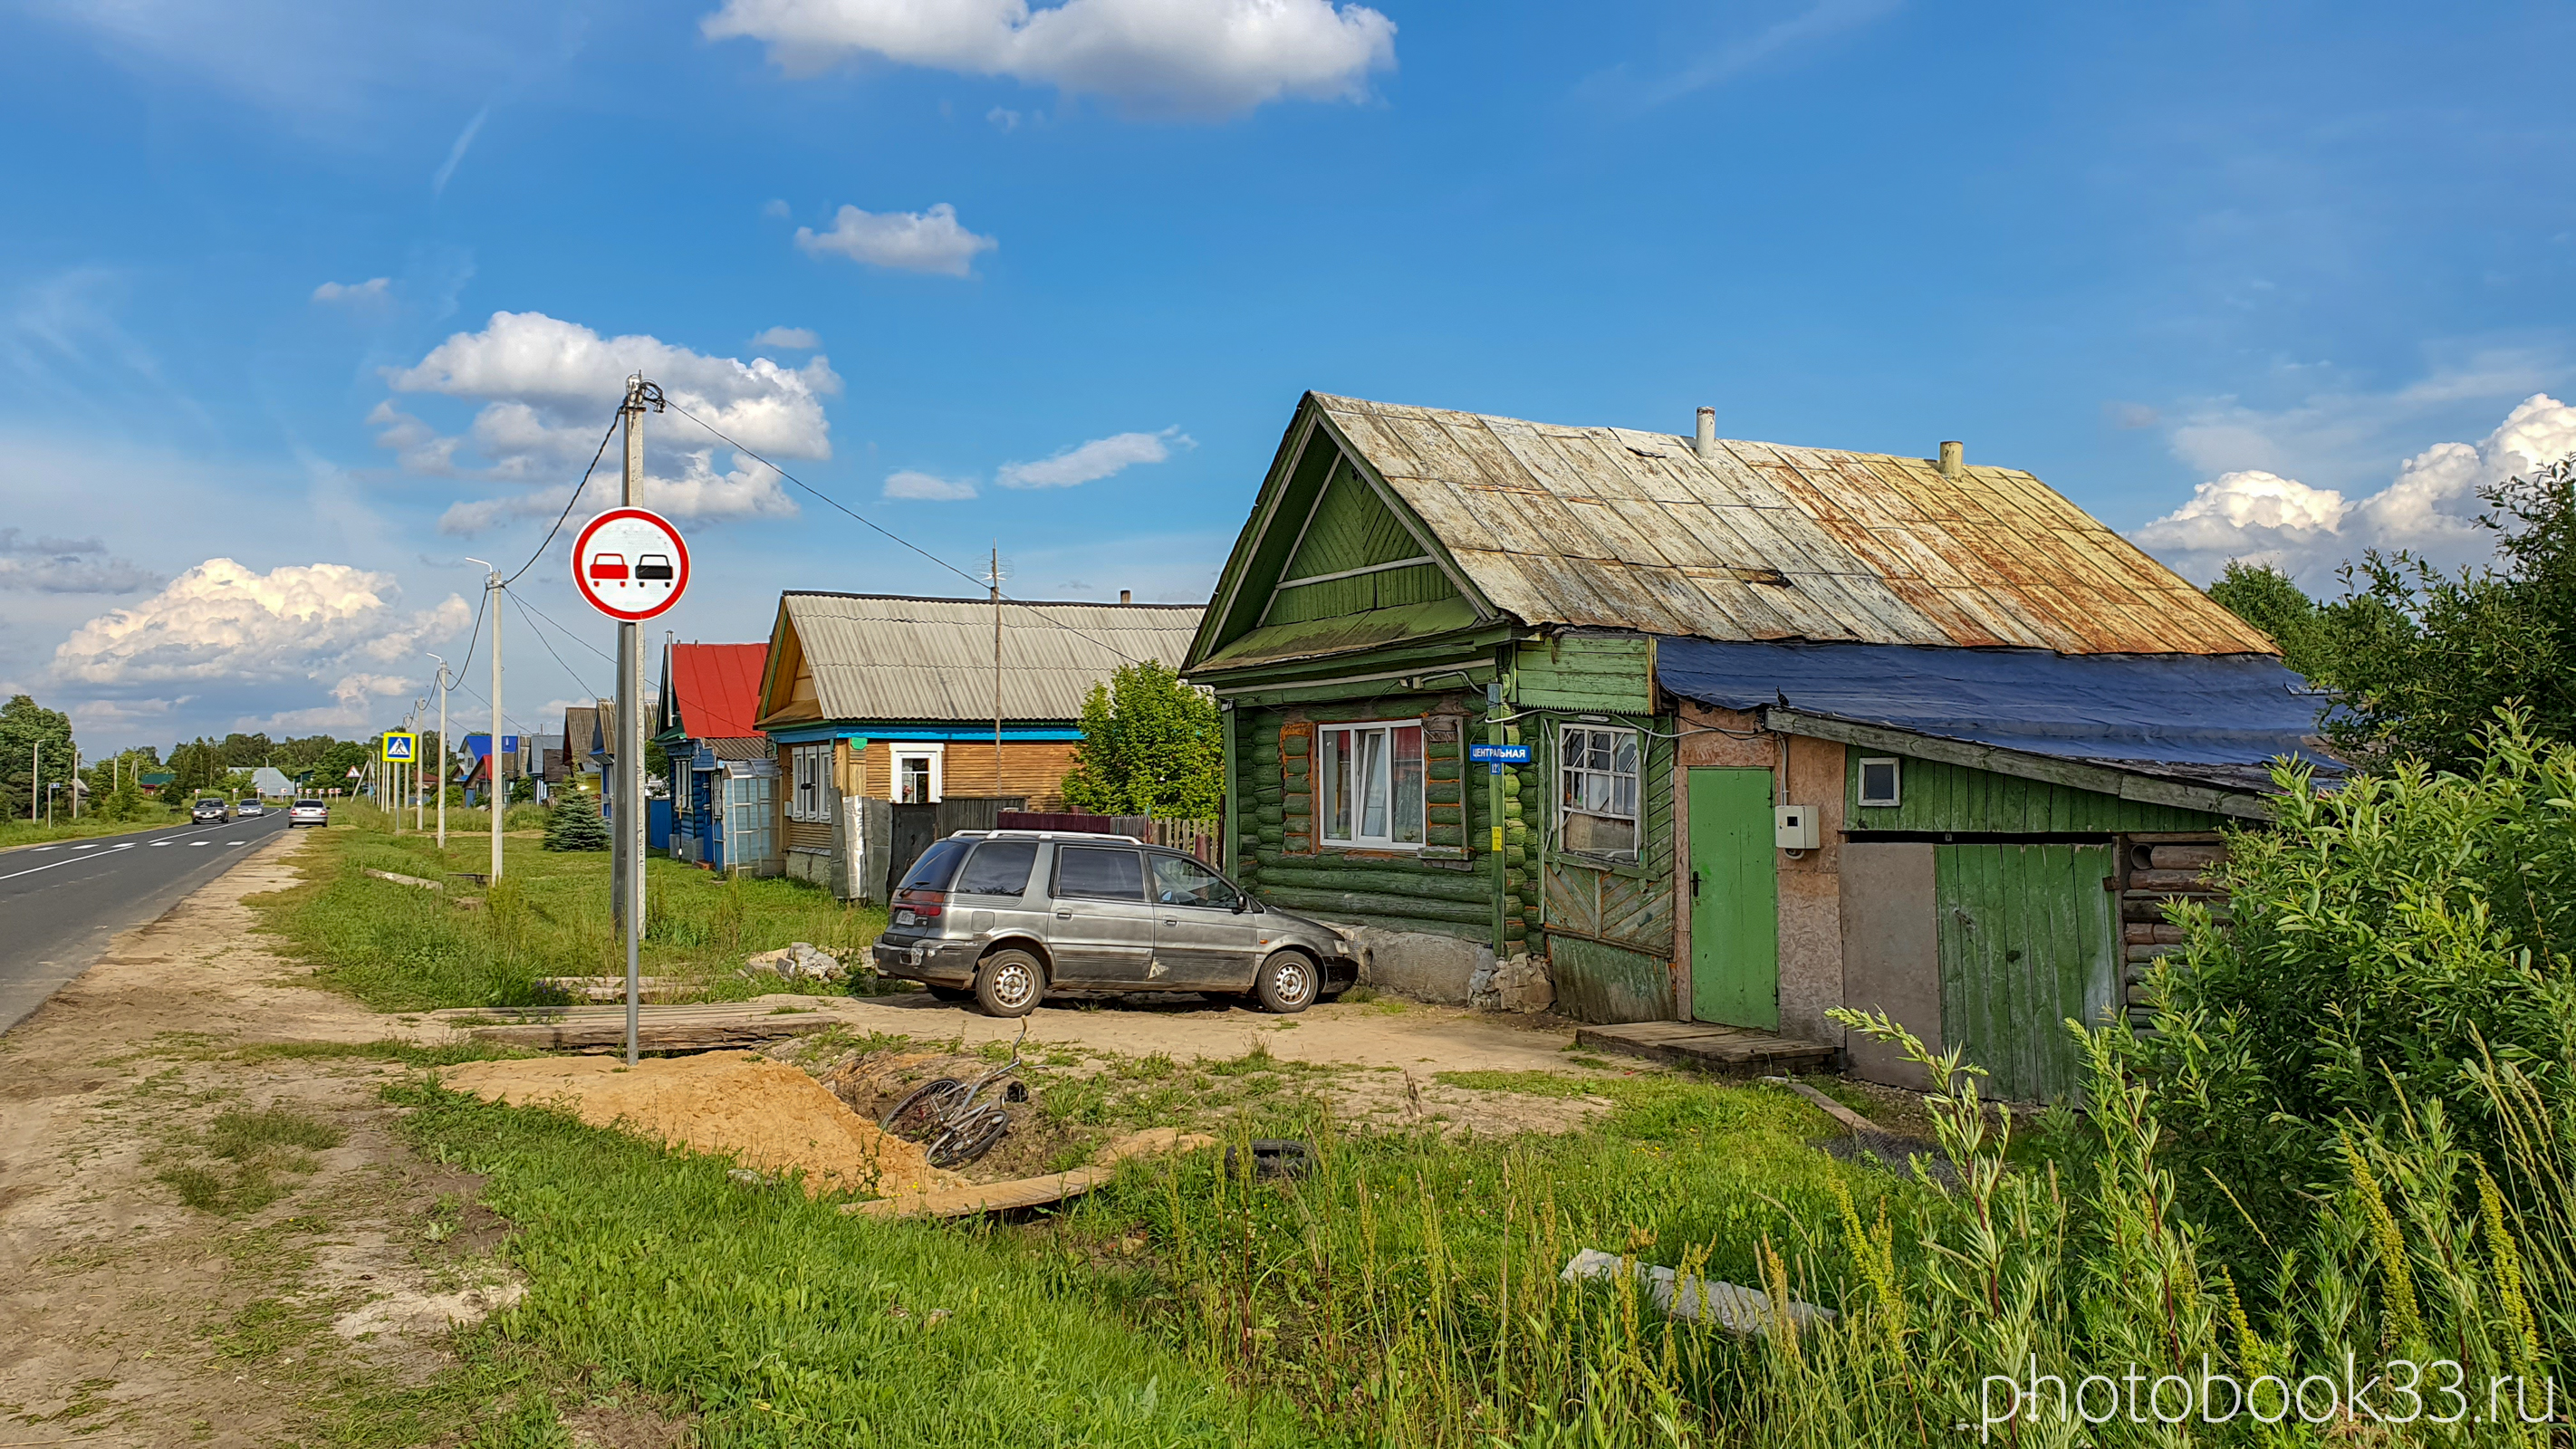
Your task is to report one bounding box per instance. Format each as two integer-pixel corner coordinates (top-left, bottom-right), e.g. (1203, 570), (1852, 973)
(466, 556), (504, 885)
(428, 655), (450, 849)
(990, 545), (1004, 798)
(617, 374), (653, 1068)
(30, 740), (38, 822)
(71, 746), (79, 820)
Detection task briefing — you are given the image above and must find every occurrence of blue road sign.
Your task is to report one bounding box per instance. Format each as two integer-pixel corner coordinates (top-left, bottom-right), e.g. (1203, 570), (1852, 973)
(1467, 744), (1532, 763)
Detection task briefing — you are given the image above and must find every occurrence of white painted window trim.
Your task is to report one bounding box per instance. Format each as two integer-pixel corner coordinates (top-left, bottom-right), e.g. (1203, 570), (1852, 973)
(1857, 755), (1903, 808)
(1557, 724), (1642, 857)
(893, 742), (945, 805)
(1316, 719), (1427, 851)
(788, 743), (837, 822)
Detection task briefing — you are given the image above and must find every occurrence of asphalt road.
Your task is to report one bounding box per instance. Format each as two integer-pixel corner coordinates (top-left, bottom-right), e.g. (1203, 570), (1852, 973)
(0, 811), (296, 1034)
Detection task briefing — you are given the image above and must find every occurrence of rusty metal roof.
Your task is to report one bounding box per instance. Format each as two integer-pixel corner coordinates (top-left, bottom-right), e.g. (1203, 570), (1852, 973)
(775, 592), (1206, 723)
(1312, 394), (2274, 656)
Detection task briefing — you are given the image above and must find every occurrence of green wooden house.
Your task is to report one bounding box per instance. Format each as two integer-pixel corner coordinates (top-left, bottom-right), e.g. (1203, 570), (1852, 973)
(1183, 393), (2323, 1102)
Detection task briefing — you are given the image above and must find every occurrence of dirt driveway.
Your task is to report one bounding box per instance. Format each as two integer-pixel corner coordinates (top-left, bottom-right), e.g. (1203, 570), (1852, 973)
(0, 831), (1648, 1441)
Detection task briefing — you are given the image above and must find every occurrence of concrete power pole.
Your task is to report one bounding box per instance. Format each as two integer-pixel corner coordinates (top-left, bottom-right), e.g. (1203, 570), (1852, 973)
(466, 557), (503, 885)
(30, 741), (37, 822)
(991, 545), (1003, 799)
(428, 655), (450, 849)
(618, 375), (652, 1067)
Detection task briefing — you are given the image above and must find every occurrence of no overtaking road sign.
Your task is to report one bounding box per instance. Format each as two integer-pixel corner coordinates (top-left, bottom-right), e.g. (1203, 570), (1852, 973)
(572, 507), (690, 622)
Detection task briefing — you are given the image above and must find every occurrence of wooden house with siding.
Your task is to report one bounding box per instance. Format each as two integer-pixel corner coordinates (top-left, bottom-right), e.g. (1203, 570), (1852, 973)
(753, 591), (1205, 904)
(1183, 393), (2325, 1102)
(654, 641), (777, 873)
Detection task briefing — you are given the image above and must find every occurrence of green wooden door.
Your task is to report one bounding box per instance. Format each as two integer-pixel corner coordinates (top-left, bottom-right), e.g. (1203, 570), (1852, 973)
(1935, 843), (2117, 1104)
(1687, 768), (1778, 1029)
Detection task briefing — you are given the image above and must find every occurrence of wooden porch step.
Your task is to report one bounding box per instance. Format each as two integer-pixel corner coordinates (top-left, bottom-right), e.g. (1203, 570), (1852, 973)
(428, 999), (846, 1053)
(1575, 1021), (1837, 1074)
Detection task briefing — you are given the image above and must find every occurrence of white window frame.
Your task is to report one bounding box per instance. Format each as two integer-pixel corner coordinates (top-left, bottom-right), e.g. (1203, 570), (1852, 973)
(1557, 724), (1642, 858)
(893, 743), (945, 805)
(1856, 756), (1902, 808)
(787, 743), (837, 822)
(1316, 720), (1427, 850)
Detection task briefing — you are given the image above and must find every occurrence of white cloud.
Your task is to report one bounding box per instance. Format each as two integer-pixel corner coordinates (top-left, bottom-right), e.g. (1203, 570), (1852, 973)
(376, 311), (838, 532)
(2132, 394), (2576, 586)
(996, 426), (1192, 488)
(987, 106), (1022, 130)
(312, 277), (392, 307)
(53, 559), (467, 691)
(884, 469), (978, 501)
(703, 0), (1397, 119)
(750, 325), (820, 350)
(794, 204), (997, 277)
(0, 529), (160, 594)
(1597, 0), (1900, 110)
(246, 673), (416, 733)
(432, 106), (489, 197)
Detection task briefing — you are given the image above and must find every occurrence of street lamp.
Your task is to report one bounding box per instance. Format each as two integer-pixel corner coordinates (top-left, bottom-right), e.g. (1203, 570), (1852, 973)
(427, 652), (451, 849)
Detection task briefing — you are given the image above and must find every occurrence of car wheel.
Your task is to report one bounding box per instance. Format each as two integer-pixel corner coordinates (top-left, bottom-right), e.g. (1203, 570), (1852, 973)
(925, 984), (975, 1003)
(974, 948), (1045, 1018)
(1254, 950), (1317, 1014)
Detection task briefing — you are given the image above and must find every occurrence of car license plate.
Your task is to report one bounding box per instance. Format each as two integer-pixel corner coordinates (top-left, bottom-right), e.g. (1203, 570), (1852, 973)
(894, 909), (915, 926)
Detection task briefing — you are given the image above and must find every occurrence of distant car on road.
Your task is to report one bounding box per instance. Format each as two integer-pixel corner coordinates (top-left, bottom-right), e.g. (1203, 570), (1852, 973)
(191, 798), (230, 822)
(288, 800), (329, 828)
(235, 801), (264, 817)
(871, 829), (1358, 1018)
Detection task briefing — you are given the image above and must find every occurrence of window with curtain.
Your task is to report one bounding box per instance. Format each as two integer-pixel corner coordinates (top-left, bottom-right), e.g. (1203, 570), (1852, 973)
(1317, 721), (1425, 849)
(1558, 724), (1640, 856)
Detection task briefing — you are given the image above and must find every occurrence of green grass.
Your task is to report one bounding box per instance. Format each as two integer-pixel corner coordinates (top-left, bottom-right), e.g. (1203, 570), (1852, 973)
(250, 815), (889, 1011)
(0, 802), (184, 849)
(341, 1082), (1310, 1447)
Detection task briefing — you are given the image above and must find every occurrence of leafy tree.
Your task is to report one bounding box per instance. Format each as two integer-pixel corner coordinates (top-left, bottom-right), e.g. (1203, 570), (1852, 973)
(0, 694), (75, 821)
(543, 791), (610, 851)
(299, 739), (372, 794)
(1060, 660), (1222, 820)
(2205, 454), (2575, 773)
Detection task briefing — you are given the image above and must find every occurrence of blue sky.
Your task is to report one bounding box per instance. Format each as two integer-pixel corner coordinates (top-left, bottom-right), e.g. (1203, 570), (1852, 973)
(7, 0), (2574, 752)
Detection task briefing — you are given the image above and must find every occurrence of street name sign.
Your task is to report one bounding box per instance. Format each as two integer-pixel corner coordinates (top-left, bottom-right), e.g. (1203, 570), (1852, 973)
(572, 507), (689, 621)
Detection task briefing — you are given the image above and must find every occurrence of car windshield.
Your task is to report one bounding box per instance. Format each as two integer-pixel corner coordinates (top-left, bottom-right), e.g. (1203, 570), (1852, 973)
(898, 840), (972, 893)
(197, 799), (223, 807)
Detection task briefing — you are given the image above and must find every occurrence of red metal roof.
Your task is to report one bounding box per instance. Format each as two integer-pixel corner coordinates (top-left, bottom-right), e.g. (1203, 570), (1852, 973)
(669, 643), (770, 741)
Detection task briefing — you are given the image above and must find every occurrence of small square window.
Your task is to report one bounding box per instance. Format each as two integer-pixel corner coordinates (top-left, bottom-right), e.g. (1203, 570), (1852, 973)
(1858, 757), (1901, 808)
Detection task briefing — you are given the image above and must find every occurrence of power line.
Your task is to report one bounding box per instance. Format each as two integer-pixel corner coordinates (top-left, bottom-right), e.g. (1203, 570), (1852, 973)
(506, 590), (606, 702)
(505, 409), (623, 586)
(653, 396), (1153, 667)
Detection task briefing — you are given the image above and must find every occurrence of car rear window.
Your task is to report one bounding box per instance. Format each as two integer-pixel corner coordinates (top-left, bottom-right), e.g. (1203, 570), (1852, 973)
(898, 840), (972, 893)
(1054, 846), (1145, 901)
(955, 840), (1038, 897)
(295, 800), (325, 808)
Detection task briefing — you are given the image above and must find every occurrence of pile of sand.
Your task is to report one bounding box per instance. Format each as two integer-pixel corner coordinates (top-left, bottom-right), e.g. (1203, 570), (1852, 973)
(438, 1053), (962, 1199)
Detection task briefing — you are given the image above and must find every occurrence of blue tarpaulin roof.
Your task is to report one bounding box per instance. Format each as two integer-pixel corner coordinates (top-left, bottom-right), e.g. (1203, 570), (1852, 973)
(1654, 638), (2333, 794)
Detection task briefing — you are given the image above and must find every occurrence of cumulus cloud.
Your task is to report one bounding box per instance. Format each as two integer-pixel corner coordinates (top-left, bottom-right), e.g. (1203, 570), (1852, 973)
(52, 560), (467, 687)
(246, 673), (416, 733)
(374, 311), (838, 533)
(750, 325), (819, 350)
(883, 469), (978, 501)
(996, 426), (1192, 488)
(0, 528), (160, 594)
(2132, 394), (2576, 586)
(312, 276), (392, 307)
(702, 0), (1397, 119)
(794, 204), (997, 277)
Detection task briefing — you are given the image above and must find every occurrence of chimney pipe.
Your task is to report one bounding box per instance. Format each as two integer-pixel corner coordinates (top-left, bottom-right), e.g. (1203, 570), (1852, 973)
(1119, 589), (1132, 605)
(1937, 440), (1964, 477)
(1694, 407), (1716, 461)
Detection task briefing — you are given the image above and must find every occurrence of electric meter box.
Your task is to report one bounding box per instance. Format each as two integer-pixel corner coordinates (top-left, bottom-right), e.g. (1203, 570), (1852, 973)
(1774, 805), (1821, 850)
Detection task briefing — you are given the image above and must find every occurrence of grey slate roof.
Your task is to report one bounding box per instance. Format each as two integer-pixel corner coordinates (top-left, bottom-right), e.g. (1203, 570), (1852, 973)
(780, 592), (1205, 723)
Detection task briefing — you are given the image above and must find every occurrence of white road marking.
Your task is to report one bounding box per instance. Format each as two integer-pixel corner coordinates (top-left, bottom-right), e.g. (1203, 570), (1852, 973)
(226, 840), (245, 846)
(191, 841), (211, 847)
(151, 841), (171, 847)
(73, 844), (98, 850)
(34, 847), (57, 853)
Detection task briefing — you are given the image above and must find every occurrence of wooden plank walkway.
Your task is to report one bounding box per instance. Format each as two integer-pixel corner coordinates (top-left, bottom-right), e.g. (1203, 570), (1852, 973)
(1574, 1021), (1835, 1074)
(428, 1001), (845, 1053)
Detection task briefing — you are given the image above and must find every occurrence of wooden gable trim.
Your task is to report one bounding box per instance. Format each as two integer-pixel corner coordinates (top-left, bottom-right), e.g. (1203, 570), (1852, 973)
(1189, 404), (1329, 672)
(754, 601), (816, 730)
(1305, 408), (1497, 624)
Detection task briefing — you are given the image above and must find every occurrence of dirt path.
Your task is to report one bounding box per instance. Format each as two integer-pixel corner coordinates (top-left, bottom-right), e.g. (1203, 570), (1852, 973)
(0, 831), (501, 1444)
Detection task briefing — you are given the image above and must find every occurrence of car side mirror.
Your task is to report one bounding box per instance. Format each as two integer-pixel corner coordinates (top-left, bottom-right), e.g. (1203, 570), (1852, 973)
(1231, 896), (1248, 914)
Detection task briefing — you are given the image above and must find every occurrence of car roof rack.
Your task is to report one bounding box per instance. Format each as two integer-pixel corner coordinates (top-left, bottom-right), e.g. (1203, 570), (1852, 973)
(946, 829), (1144, 844)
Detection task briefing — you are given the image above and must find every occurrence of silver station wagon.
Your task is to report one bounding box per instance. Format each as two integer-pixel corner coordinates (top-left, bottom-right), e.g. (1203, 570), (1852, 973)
(870, 830), (1360, 1018)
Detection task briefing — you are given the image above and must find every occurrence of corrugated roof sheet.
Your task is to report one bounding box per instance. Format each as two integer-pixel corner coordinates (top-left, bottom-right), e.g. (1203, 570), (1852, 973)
(668, 643), (768, 741)
(780, 592), (1206, 723)
(1312, 394), (2275, 656)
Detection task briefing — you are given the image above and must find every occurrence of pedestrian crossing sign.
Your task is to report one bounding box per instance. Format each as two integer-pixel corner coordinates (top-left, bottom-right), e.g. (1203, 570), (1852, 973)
(382, 732), (417, 763)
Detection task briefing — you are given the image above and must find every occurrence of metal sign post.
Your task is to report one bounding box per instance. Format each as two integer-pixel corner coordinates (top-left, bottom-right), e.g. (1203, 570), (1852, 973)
(572, 379), (682, 1068)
